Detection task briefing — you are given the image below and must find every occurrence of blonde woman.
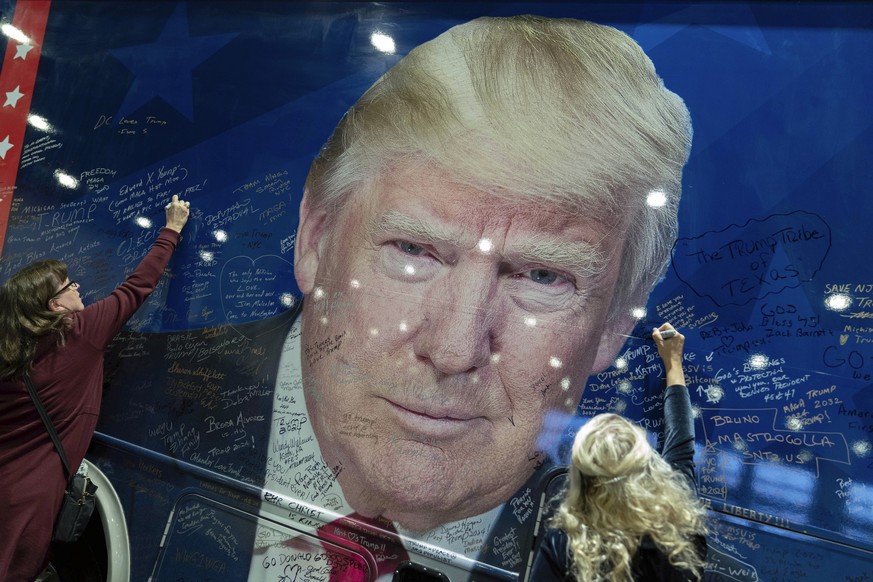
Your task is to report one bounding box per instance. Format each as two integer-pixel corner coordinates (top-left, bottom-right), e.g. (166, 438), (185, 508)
(530, 324), (707, 581)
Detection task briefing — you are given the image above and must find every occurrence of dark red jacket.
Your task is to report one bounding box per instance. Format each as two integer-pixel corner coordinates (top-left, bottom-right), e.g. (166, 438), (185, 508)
(0, 228), (179, 581)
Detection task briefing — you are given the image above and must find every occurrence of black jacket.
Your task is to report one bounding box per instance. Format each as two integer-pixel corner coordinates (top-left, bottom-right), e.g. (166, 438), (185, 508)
(529, 385), (707, 581)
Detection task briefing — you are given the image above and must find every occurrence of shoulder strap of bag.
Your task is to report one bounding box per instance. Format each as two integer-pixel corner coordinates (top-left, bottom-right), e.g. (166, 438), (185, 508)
(23, 373), (73, 479)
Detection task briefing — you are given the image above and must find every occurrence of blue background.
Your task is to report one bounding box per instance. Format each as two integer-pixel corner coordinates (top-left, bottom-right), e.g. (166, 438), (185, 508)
(2, 2), (872, 580)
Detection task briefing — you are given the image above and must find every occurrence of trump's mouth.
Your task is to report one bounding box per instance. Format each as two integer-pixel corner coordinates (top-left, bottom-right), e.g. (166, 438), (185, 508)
(383, 398), (485, 439)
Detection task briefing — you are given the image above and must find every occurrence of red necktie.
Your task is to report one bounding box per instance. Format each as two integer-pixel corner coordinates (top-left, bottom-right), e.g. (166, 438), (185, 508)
(318, 512), (410, 581)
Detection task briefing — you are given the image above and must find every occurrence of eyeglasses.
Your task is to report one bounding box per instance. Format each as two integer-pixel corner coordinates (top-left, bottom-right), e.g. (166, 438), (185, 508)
(52, 280), (79, 298)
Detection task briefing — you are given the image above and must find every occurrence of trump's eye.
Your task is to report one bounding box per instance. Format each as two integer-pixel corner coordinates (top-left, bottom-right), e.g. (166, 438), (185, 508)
(514, 269), (565, 286)
(507, 267), (578, 312)
(396, 241), (426, 256)
(381, 239), (441, 282)
(527, 269), (559, 285)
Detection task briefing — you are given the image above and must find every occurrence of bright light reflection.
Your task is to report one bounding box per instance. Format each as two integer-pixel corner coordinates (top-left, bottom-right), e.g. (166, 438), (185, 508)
(313, 287), (325, 300)
(825, 293), (852, 311)
(785, 416), (804, 431)
(614, 357), (627, 370)
(369, 328), (379, 337)
(350, 279), (361, 289)
(549, 356), (562, 369)
(134, 216), (152, 229)
(631, 307), (647, 320)
(213, 229), (228, 242)
(320, 316), (328, 325)
(853, 440), (871, 457)
(1, 24), (29, 43)
(399, 321), (408, 332)
(280, 293), (295, 307)
(706, 385), (725, 403)
(490, 353), (501, 364)
(54, 170), (78, 189)
(565, 397), (575, 408)
(524, 316), (537, 327)
(747, 354), (769, 369)
(646, 190), (667, 207)
(370, 31), (396, 54)
(28, 114), (52, 131)
(199, 250), (214, 262)
(404, 264), (416, 275)
(617, 381), (632, 394)
(560, 377), (571, 391)
(478, 238), (493, 253)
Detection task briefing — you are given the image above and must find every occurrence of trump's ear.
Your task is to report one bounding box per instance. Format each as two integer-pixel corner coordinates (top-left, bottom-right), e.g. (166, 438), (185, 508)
(294, 191), (329, 295)
(590, 314), (635, 374)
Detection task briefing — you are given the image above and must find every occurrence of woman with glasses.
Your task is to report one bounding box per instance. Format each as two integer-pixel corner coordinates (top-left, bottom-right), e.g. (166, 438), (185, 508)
(0, 195), (190, 581)
(530, 324), (708, 582)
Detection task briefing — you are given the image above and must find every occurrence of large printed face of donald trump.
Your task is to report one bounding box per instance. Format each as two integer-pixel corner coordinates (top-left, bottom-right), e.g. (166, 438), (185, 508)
(291, 14), (690, 531)
(293, 163), (632, 531)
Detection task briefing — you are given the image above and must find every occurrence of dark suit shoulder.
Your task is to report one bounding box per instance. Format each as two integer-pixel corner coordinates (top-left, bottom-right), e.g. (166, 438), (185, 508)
(633, 534), (705, 582)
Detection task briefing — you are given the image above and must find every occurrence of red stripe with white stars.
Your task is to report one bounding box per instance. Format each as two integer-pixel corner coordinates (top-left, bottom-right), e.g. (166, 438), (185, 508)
(0, 0), (51, 256)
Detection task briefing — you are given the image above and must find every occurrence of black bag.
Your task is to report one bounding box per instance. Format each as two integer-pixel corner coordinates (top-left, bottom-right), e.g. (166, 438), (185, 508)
(53, 473), (98, 543)
(24, 374), (98, 543)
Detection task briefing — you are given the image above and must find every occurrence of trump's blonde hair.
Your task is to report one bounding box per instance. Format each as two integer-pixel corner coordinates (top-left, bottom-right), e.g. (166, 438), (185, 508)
(550, 413), (707, 581)
(304, 15), (692, 322)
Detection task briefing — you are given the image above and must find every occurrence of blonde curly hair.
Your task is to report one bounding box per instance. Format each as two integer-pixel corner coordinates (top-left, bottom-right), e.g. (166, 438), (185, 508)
(550, 413), (707, 581)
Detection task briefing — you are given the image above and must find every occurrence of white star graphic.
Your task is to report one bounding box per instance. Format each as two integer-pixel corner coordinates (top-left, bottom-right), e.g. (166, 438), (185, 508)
(0, 135), (14, 159)
(14, 43), (33, 60)
(4, 86), (24, 107)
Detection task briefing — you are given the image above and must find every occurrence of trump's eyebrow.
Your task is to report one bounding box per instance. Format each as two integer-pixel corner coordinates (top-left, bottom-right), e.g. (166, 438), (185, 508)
(373, 211), (465, 246)
(515, 238), (607, 279)
(373, 210), (608, 277)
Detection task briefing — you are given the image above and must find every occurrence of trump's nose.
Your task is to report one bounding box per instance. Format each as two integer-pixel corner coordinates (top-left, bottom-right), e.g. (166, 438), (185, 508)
(413, 276), (495, 375)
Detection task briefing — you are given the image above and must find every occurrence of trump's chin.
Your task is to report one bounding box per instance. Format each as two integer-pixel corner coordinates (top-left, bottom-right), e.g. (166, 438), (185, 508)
(336, 446), (522, 533)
